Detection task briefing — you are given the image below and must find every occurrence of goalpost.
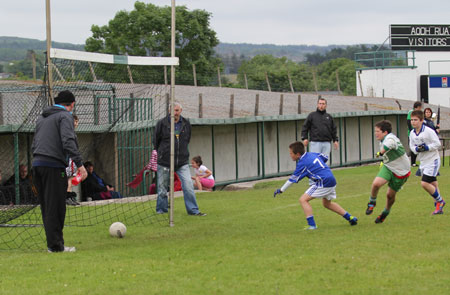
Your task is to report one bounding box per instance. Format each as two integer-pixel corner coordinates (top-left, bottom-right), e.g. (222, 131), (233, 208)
(0, 0), (179, 250)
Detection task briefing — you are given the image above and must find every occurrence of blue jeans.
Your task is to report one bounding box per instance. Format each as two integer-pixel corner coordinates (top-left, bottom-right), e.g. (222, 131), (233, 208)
(309, 141), (331, 159)
(156, 164), (200, 214)
(309, 141), (332, 185)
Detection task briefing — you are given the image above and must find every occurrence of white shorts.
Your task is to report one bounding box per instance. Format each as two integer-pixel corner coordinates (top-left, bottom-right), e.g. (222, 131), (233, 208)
(420, 158), (440, 177)
(305, 185), (337, 200)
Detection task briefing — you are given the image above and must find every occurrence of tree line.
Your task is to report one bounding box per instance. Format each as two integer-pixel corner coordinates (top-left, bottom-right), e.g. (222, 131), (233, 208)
(1, 2), (371, 95)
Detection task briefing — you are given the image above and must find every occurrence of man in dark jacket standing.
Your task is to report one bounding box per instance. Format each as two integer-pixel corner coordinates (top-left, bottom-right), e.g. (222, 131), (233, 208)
(32, 90), (87, 252)
(153, 102), (205, 216)
(301, 98), (339, 159)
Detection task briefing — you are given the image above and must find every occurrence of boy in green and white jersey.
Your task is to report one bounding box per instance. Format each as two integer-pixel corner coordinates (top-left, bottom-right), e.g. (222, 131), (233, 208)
(366, 120), (411, 223)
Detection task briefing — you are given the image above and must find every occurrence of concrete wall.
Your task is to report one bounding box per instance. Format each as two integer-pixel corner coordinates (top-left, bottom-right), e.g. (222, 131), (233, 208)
(357, 68), (418, 100)
(0, 112), (411, 191)
(188, 112), (409, 185)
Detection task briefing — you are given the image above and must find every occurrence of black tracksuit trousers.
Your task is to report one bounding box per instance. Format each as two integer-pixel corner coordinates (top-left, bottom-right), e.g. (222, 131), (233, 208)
(33, 166), (67, 251)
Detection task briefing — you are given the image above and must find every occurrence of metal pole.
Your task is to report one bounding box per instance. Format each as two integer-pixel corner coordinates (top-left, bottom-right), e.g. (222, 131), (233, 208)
(211, 126), (215, 179)
(45, 0), (54, 104)
(261, 122), (265, 178)
(169, 0), (176, 227)
(235, 125), (238, 180)
(358, 117), (361, 161)
(14, 133), (20, 205)
(276, 122), (280, 173)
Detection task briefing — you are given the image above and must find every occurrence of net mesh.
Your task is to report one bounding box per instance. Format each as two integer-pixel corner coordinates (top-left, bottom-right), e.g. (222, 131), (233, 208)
(0, 49), (174, 250)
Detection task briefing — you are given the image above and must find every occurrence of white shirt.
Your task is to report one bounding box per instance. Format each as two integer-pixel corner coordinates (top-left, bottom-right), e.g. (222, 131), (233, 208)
(195, 165), (214, 180)
(409, 124), (441, 166)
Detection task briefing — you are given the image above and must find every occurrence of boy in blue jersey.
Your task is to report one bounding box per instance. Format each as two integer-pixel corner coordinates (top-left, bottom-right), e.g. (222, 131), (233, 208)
(274, 141), (358, 230)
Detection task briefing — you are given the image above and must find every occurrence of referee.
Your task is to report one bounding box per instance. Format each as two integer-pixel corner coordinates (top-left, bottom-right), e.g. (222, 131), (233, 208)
(32, 90), (87, 253)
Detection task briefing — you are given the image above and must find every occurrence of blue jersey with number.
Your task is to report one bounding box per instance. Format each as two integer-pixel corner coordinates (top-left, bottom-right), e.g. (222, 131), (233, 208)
(288, 152), (336, 187)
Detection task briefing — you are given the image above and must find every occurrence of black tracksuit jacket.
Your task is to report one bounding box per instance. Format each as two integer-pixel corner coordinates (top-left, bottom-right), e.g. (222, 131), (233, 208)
(301, 109), (338, 142)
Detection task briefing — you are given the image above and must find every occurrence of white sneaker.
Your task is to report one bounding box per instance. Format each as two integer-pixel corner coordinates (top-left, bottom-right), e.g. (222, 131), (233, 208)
(304, 225), (317, 230)
(48, 246), (76, 253)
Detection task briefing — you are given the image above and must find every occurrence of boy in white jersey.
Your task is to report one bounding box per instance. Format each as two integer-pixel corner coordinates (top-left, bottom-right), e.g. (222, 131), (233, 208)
(366, 120), (411, 223)
(409, 110), (445, 214)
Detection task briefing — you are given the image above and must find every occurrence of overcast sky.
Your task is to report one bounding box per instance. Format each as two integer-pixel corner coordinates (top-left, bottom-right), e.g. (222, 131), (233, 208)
(1, 0), (449, 46)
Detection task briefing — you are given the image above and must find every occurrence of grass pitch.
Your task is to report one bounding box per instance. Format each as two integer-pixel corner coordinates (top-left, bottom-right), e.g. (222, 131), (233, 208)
(1, 164), (450, 294)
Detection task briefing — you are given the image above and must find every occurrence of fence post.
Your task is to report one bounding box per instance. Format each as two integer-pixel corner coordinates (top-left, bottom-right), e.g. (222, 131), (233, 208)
(358, 71), (363, 96)
(312, 68), (318, 94)
(130, 93), (135, 122)
(244, 72), (249, 90)
(255, 94), (259, 116)
(279, 94), (284, 115)
(265, 72), (271, 92)
(127, 65), (134, 84)
(165, 93), (170, 116)
(335, 70), (341, 94)
(230, 94), (234, 118)
(217, 67), (222, 87)
(199, 93), (203, 118)
(31, 51), (36, 81)
(298, 94), (301, 114)
(88, 61), (97, 82)
(71, 60), (75, 79)
(287, 71), (294, 93)
(164, 65), (168, 86)
(192, 64), (197, 87)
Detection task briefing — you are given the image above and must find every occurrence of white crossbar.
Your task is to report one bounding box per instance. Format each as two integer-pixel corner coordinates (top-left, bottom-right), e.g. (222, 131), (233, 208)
(50, 48), (179, 66)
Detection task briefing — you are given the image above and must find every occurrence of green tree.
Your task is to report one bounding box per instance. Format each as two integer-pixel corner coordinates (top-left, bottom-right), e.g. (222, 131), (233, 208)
(5, 53), (45, 79)
(317, 58), (358, 95)
(85, 2), (221, 86)
(237, 55), (314, 92)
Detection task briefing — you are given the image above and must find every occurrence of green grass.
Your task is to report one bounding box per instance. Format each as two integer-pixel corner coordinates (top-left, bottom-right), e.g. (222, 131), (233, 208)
(1, 164), (450, 294)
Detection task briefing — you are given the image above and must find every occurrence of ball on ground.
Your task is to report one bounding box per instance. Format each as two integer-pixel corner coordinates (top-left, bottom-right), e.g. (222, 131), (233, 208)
(109, 222), (126, 238)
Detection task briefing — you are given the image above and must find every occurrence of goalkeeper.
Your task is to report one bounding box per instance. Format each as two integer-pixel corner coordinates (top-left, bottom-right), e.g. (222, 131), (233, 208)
(366, 120), (410, 223)
(273, 141), (358, 230)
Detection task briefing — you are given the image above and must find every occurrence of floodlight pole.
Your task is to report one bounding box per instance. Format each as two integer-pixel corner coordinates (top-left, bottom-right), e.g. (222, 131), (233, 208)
(45, 0), (54, 104)
(169, 0), (176, 227)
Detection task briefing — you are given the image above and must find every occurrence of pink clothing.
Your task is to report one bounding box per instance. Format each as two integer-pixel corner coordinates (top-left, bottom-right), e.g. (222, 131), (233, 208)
(200, 178), (215, 188)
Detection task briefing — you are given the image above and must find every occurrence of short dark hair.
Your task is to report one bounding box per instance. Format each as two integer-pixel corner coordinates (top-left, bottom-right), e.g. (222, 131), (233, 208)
(375, 120), (392, 134)
(84, 161), (93, 168)
(73, 114), (79, 121)
(318, 97), (327, 104)
(192, 156), (203, 166)
(413, 101), (422, 109)
(411, 110), (424, 120)
(289, 141), (305, 155)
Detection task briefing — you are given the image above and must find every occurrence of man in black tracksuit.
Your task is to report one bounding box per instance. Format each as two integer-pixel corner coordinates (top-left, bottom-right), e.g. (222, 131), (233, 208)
(153, 102), (205, 216)
(301, 97), (338, 159)
(32, 90), (87, 253)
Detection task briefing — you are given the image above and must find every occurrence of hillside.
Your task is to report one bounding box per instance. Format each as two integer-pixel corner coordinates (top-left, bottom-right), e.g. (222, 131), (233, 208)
(0, 36), (84, 62)
(214, 43), (348, 62)
(0, 36), (356, 63)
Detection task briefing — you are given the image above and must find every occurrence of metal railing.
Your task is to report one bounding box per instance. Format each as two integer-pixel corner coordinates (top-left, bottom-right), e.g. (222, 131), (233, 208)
(355, 50), (416, 70)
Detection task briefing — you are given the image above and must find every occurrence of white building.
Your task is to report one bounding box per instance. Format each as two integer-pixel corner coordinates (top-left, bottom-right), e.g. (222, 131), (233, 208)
(356, 24), (450, 107)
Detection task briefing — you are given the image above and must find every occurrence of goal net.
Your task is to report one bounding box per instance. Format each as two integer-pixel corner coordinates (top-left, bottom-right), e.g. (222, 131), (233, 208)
(0, 48), (178, 250)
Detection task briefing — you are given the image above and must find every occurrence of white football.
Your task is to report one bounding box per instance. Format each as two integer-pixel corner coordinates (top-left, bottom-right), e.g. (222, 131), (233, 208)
(109, 222), (127, 238)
